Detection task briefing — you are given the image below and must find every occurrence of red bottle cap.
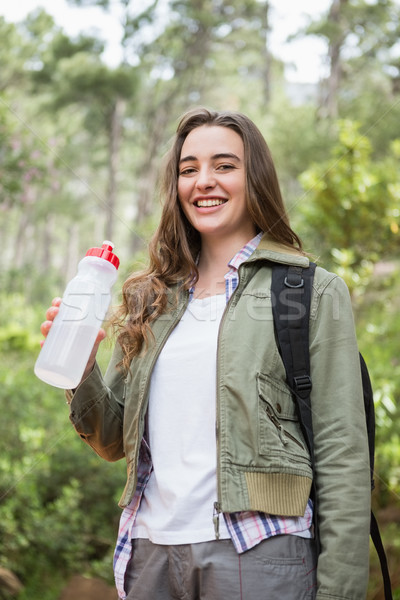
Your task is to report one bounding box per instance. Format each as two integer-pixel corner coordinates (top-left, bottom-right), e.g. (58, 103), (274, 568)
(85, 241), (120, 269)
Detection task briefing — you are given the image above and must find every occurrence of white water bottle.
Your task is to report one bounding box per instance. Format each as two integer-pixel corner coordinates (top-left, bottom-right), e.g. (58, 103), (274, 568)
(34, 241), (120, 389)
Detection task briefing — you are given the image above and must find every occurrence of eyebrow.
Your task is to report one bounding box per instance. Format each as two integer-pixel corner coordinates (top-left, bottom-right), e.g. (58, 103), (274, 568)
(179, 152), (242, 164)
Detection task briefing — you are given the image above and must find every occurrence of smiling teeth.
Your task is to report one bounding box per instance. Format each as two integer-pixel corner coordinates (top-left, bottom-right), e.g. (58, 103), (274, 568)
(196, 199), (225, 207)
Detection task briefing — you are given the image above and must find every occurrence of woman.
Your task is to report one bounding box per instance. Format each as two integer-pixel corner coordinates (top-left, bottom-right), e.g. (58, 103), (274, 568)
(42, 108), (371, 599)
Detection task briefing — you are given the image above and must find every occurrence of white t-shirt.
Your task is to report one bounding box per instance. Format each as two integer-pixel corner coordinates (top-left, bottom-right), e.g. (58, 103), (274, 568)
(132, 293), (230, 544)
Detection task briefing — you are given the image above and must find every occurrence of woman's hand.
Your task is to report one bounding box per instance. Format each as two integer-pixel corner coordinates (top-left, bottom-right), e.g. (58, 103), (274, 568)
(40, 297), (106, 383)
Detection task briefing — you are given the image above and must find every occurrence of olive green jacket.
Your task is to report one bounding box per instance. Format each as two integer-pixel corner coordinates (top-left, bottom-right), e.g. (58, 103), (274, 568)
(68, 235), (371, 599)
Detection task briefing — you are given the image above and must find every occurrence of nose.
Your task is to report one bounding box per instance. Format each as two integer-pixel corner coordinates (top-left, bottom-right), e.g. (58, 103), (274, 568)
(195, 166), (216, 190)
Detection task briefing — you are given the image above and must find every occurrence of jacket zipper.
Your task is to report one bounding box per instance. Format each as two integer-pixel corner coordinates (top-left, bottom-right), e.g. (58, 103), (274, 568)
(213, 501), (222, 539)
(265, 404), (304, 450)
(214, 271), (245, 536)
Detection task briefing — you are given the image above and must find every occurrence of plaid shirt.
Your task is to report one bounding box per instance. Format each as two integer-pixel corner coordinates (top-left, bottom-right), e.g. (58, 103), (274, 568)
(113, 232), (313, 599)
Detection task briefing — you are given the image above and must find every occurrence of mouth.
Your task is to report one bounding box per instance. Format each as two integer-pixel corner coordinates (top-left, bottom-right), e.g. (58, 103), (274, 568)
(194, 198), (227, 208)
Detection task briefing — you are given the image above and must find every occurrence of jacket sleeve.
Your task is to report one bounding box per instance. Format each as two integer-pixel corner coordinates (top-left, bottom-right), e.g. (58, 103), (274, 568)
(66, 343), (126, 462)
(310, 271), (371, 600)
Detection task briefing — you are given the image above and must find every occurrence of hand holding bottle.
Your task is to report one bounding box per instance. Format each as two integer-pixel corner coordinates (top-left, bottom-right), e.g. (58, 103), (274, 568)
(35, 241), (119, 389)
(40, 297), (106, 384)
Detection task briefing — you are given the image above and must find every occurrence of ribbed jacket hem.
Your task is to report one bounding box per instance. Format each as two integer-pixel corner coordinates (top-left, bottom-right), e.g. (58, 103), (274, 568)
(245, 472), (312, 516)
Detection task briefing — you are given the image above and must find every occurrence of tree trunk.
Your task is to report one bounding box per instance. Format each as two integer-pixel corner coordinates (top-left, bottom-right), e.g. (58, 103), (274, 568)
(40, 213), (54, 275)
(130, 103), (170, 254)
(105, 97), (125, 242)
(261, 1), (272, 104)
(320, 0), (348, 119)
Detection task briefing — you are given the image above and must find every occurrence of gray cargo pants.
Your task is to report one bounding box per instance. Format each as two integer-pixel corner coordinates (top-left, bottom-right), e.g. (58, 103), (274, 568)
(124, 534), (317, 599)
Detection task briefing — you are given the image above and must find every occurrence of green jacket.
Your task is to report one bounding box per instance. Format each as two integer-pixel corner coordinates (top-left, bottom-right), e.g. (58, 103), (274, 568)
(68, 236), (371, 599)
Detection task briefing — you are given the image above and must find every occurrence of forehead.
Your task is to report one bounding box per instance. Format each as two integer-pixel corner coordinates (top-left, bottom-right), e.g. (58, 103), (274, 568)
(180, 125), (244, 158)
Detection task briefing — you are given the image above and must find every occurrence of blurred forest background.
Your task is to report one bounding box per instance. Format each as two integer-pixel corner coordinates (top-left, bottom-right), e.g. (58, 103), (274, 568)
(0, 0), (400, 598)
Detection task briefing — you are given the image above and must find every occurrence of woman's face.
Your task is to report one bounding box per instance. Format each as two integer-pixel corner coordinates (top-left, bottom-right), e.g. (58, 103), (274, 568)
(177, 125), (256, 244)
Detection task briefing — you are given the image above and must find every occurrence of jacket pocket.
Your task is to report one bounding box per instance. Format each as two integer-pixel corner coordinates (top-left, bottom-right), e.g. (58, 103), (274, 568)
(257, 372), (311, 468)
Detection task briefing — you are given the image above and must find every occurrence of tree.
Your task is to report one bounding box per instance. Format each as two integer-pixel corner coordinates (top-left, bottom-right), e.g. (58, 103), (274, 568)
(0, 17), (32, 92)
(299, 120), (400, 292)
(302, 0), (400, 119)
(50, 56), (138, 240)
(21, 8), (138, 242)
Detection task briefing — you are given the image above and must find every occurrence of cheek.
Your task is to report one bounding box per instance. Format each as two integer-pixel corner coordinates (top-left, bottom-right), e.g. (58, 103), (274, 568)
(178, 185), (192, 208)
(236, 176), (247, 198)
(177, 184), (191, 217)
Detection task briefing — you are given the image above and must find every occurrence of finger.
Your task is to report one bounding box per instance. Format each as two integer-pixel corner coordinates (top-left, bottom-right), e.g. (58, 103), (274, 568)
(51, 297), (62, 307)
(45, 305), (59, 321)
(40, 320), (53, 338)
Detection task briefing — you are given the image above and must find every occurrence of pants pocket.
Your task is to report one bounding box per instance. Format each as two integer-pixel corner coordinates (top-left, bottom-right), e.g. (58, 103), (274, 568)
(240, 535), (317, 599)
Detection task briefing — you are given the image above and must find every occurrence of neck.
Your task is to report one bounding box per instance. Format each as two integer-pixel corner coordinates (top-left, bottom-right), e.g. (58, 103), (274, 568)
(199, 230), (256, 269)
(193, 231), (256, 299)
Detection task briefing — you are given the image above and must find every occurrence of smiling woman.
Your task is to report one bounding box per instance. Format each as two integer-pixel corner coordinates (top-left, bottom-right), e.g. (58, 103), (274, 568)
(41, 107), (372, 600)
(114, 107), (302, 332)
(177, 125), (254, 259)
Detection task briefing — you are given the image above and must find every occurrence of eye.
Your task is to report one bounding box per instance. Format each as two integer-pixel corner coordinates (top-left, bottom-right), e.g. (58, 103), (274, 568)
(179, 167), (197, 176)
(216, 163), (235, 171)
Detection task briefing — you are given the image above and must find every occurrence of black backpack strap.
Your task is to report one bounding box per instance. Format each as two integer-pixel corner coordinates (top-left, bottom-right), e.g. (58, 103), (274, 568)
(359, 353), (376, 489)
(362, 352), (393, 599)
(271, 262), (318, 548)
(271, 262), (316, 460)
(271, 262), (393, 598)
(370, 512), (393, 599)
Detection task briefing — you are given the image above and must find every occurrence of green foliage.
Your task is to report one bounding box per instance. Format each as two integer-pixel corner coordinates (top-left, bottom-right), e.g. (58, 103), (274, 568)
(0, 16), (32, 92)
(304, 0), (400, 91)
(299, 120), (400, 293)
(356, 267), (400, 595)
(356, 268), (400, 503)
(0, 98), (48, 208)
(0, 294), (123, 595)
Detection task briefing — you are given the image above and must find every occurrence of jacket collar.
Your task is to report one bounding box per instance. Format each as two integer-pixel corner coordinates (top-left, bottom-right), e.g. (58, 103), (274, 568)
(250, 233), (310, 268)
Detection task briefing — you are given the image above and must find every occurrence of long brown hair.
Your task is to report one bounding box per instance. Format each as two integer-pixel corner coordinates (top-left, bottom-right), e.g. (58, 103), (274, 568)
(114, 107), (302, 368)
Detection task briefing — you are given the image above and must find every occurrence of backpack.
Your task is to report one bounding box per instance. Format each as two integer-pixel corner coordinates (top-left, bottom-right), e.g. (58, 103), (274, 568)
(271, 262), (392, 600)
